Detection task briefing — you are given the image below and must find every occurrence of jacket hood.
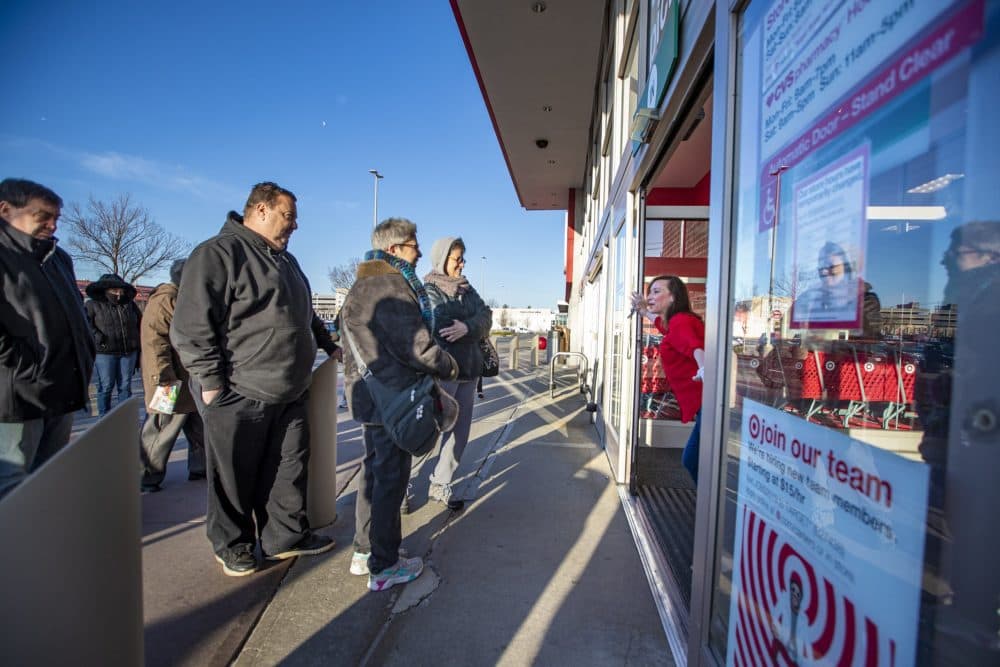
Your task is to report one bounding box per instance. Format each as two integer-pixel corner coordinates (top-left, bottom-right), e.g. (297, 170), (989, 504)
(169, 259), (186, 285)
(429, 236), (461, 275)
(86, 273), (137, 301)
(223, 210), (280, 254)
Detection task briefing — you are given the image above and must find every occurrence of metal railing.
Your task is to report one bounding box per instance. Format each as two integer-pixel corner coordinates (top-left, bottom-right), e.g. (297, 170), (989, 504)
(548, 352), (598, 414)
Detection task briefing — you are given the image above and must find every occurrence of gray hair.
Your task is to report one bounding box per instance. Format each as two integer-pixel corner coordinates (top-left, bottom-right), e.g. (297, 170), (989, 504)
(371, 217), (417, 250)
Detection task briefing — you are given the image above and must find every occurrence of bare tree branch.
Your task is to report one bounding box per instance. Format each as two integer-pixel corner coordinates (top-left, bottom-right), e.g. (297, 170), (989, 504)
(327, 257), (362, 291)
(63, 194), (190, 284)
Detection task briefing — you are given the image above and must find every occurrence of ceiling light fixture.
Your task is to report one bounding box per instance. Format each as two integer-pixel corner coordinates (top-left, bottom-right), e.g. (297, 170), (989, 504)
(542, 105), (553, 112)
(906, 173), (965, 194)
(547, 159), (557, 165)
(867, 205), (947, 220)
(532, 2), (547, 14)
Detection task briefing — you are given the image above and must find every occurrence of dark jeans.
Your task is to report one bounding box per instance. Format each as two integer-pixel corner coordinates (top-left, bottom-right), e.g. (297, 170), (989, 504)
(195, 386), (311, 556)
(682, 408), (702, 484)
(94, 352), (138, 416)
(139, 410), (206, 486)
(353, 424), (412, 574)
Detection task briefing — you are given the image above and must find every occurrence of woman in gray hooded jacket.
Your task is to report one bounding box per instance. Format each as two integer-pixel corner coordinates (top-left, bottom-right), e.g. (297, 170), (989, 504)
(421, 237), (492, 510)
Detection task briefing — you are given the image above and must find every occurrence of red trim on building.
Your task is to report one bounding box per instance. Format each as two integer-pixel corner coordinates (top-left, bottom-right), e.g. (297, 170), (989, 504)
(77, 280), (155, 307)
(646, 172), (711, 206)
(449, 1), (526, 207)
(565, 189), (576, 302)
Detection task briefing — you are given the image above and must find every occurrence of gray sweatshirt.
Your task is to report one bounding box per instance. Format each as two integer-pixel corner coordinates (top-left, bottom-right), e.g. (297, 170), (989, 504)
(171, 212), (328, 403)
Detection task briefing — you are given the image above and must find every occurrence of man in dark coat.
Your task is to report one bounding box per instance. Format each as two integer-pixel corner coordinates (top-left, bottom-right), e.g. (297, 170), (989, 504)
(0, 178), (95, 499)
(341, 217), (458, 591)
(84, 272), (142, 416)
(139, 259), (206, 492)
(171, 182), (340, 577)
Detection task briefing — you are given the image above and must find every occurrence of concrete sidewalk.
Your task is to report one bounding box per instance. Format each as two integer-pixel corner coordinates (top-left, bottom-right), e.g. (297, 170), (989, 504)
(235, 365), (672, 666)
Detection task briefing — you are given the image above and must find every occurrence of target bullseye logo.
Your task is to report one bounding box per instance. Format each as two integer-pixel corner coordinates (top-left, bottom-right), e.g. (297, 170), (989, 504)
(825, 360), (835, 371)
(904, 363), (916, 374)
(864, 361), (875, 372)
(749, 413), (761, 439)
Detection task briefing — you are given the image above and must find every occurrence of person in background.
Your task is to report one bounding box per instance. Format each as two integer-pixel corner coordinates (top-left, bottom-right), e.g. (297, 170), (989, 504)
(171, 182), (340, 577)
(341, 218), (458, 591)
(631, 275), (705, 483)
(139, 259), (206, 492)
(85, 273), (142, 417)
(0, 178), (96, 499)
(418, 236), (492, 511)
(791, 241), (862, 325)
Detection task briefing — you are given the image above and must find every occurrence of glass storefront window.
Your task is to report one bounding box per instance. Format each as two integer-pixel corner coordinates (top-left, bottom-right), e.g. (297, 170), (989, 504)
(710, 1), (1000, 664)
(609, 221), (628, 431)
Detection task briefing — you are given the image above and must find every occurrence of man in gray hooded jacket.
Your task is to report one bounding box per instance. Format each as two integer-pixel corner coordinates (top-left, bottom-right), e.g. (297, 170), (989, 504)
(171, 182), (340, 577)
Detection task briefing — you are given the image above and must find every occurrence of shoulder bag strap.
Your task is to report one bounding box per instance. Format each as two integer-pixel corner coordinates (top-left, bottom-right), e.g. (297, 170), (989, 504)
(339, 324), (374, 382)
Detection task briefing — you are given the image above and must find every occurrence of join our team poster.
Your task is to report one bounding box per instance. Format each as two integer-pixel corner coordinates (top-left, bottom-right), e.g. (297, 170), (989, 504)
(726, 400), (929, 666)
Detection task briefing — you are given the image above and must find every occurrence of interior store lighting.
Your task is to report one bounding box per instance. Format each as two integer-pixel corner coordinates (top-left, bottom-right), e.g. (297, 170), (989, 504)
(906, 173), (964, 194)
(866, 206), (947, 220)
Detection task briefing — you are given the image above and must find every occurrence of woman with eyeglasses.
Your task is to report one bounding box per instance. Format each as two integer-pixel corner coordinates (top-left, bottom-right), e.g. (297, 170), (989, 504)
(790, 241), (862, 326)
(417, 237), (493, 511)
(631, 275), (706, 484)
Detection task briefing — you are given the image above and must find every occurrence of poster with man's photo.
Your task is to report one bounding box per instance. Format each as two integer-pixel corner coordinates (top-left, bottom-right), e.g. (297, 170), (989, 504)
(789, 145), (869, 330)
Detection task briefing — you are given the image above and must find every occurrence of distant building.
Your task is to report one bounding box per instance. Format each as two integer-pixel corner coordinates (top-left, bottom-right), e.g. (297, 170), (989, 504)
(312, 289), (348, 320)
(77, 280), (154, 310)
(492, 307), (557, 332)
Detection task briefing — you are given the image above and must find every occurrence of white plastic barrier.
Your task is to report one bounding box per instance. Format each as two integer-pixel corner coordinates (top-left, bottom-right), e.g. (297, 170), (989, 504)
(0, 397), (143, 665)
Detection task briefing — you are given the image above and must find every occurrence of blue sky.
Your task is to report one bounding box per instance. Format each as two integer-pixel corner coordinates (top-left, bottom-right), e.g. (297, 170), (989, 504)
(0, 0), (566, 309)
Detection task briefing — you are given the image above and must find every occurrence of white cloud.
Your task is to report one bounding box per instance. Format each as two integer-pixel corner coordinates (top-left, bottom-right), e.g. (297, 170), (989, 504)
(78, 150), (234, 199)
(0, 135), (239, 200)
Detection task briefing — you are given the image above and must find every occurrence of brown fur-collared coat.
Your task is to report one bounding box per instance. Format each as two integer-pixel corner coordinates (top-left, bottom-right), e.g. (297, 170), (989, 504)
(340, 258), (458, 427)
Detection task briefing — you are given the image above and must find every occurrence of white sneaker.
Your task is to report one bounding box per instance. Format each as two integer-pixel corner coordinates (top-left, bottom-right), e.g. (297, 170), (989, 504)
(350, 547), (409, 576)
(368, 556), (424, 591)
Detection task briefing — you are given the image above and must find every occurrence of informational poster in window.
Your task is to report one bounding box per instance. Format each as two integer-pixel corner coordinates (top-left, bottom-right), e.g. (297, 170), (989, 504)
(789, 144), (869, 329)
(758, 0), (985, 231)
(726, 400), (929, 666)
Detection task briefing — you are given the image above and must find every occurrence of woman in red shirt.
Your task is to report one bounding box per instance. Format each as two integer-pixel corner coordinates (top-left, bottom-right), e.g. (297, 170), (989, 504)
(631, 275), (706, 483)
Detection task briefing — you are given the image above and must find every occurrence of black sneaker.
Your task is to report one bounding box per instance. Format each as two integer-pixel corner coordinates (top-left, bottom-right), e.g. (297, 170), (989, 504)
(215, 544), (257, 577)
(140, 482), (162, 493)
(266, 533), (335, 561)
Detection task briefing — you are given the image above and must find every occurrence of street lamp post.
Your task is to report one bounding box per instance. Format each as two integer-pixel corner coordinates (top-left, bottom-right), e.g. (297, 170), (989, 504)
(480, 256), (487, 301)
(368, 169), (383, 228)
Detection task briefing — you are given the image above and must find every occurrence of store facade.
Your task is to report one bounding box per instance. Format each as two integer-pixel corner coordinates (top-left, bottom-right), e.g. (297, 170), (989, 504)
(452, 0), (1000, 664)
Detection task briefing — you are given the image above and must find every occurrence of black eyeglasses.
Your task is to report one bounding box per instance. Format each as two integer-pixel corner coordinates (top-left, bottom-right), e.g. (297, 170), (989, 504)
(398, 242), (419, 251)
(450, 255), (466, 264)
(817, 262), (845, 276)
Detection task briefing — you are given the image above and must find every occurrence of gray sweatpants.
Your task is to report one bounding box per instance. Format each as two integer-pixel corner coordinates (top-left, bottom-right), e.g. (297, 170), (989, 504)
(429, 379), (477, 488)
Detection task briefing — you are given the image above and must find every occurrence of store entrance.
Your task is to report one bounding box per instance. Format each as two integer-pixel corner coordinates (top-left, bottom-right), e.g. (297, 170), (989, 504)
(631, 94), (712, 611)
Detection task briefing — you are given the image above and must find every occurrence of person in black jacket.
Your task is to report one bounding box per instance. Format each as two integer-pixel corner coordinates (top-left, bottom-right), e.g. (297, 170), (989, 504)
(0, 178), (96, 499)
(171, 182), (340, 577)
(418, 236), (492, 511)
(85, 273), (142, 416)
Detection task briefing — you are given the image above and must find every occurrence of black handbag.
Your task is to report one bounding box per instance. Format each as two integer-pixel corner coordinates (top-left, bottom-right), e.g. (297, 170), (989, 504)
(342, 325), (454, 456)
(479, 338), (500, 378)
